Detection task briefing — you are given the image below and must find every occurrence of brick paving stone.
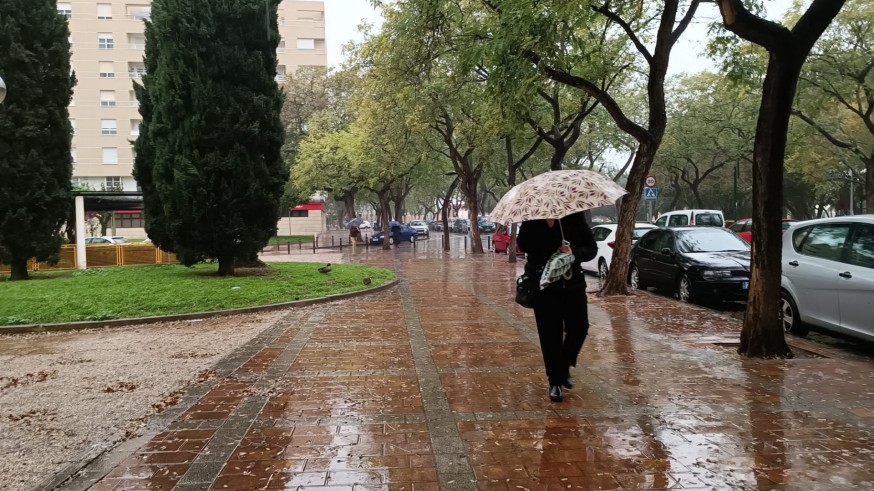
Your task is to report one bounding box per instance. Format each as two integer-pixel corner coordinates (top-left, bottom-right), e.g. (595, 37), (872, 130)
(56, 251), (874, 491)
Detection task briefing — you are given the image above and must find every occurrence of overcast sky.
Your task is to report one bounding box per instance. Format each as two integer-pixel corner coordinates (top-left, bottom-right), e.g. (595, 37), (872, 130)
(324, 0), (794, 74)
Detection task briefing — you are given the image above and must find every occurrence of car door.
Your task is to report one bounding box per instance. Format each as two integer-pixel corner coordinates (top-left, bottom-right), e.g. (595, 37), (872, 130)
(582, 226), (612, 272)
(837, 223), (874, 340)
(634, 230), (659, 284)
(649, 231), (680, 289)
(785, 223), (850, 331)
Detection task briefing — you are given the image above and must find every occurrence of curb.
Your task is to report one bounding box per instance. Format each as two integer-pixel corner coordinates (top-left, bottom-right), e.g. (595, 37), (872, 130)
(0, 279), (398, 335)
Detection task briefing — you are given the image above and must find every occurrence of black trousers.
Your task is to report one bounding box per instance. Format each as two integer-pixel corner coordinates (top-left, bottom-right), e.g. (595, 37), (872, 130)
(532, 286), (590, 386)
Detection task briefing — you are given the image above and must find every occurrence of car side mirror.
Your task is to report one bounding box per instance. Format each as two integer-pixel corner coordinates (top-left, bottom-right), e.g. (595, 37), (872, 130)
(660, 248), (674, 256)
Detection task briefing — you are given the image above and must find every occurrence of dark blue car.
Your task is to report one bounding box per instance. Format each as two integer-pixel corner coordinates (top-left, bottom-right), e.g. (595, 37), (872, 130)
(370, 225), (418, 245)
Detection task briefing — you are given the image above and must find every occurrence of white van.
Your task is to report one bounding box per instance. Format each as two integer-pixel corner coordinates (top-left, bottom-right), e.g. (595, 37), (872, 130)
(654, 209), (725, 227)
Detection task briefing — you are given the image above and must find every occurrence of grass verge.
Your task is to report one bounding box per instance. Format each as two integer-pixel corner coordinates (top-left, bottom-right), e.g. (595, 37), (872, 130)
(0, 262), (395, 325)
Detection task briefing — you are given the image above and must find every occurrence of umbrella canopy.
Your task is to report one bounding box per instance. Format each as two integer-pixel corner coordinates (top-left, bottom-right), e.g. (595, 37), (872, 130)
(346, 217), (364, 229)
(490, 170), (627, 225)
(389, 220), (402, 228)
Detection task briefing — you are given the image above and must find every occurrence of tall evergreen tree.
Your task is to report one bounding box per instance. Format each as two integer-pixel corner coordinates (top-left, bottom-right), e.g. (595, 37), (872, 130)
(134, 0), (287, 276)
(0, 0), (75, 281)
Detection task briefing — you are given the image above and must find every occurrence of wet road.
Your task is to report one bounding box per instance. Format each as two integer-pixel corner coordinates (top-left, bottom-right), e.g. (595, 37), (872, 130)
(56, 235), (874, 490)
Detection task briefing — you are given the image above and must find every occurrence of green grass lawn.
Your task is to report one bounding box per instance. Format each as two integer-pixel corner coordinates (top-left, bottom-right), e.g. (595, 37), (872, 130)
(0, 262), (395, 325)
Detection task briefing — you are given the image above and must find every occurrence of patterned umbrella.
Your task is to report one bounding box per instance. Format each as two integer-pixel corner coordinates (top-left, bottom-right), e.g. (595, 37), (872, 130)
(490, 170), (627, 224)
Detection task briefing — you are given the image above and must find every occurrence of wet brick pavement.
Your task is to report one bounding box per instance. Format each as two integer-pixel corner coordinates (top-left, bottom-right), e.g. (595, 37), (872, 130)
(52, 239), (874, 490)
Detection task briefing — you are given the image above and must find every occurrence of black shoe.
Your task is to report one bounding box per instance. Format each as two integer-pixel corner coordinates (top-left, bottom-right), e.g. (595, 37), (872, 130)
(562, 376), (574, 390)
(548, 385), (563, 402)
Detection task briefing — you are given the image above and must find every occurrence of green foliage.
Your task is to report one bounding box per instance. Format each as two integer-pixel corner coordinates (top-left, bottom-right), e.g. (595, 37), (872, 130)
(0, 0), (75, 276)
(133, 0), (288, 270)
(0, 263), (396, 325)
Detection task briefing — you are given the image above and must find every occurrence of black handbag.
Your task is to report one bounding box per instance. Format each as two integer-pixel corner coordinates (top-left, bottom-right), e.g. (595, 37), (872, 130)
(515, 275), (537, 308)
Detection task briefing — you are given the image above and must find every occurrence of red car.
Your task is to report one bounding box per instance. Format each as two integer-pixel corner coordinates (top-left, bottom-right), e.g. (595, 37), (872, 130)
(729, 218), (798, 243)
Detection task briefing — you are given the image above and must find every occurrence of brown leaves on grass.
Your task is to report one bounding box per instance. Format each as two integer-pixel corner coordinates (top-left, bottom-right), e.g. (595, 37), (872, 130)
(169, 351), (217, 359)
(151, 389), (183, 413)
(195, 369), (216, 383)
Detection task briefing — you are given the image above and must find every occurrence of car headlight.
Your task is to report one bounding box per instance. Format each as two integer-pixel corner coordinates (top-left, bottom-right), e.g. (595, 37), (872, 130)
(701, 270), (733, 280)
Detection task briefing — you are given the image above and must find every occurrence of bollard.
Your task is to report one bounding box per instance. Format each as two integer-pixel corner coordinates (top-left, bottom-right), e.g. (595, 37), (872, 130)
(287, 243), (291, 254)
(464, 236), (468, 250)
(299, 242), (302, 251)
(488, 236), (491, 250)
(313, 239), (316, 254)
(340, 238), (343, 250)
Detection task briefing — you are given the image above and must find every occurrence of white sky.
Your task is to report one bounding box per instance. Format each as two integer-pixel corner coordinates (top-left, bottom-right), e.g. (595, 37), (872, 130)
(324, 0), (794, 73)
(324, 0), (383, 68)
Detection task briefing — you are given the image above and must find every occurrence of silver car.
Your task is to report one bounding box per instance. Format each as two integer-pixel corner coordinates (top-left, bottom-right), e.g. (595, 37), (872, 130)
(781, 215), (874, 342)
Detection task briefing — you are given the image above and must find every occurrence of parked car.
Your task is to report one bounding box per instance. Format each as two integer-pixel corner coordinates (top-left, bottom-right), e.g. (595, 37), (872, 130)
(581, 222), (657, 278)
(428, 220), (444, 232)
(85, 236), (127, 244)
(408, 220), (430, 236)
(451, 218), (470, 234)
(780, 216), (874, 342)
(476, 216), (496, 234)
(629, 227), (750, 303)
(729, 217), (798, 243)
(654, 209), (725, 228)
(358, 220), (372, 230)
(369, 225), (418, 245)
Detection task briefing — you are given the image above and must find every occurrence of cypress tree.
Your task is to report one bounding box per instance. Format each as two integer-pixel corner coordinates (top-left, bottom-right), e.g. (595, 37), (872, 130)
(0, 0), (75, 281)
(135, 0), (287, 276)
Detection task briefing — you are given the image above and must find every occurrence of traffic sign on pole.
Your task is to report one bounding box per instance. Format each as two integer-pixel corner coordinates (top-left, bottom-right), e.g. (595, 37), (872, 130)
(644, 187), (658, 201)
(645, 175), (657, 188)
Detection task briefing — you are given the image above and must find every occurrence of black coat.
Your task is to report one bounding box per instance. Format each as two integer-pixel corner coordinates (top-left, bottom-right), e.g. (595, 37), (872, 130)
(517, 212), (597, 290)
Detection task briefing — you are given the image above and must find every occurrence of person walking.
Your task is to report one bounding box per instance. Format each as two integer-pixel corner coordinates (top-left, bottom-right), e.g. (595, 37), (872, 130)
(517, 211), (597, 402)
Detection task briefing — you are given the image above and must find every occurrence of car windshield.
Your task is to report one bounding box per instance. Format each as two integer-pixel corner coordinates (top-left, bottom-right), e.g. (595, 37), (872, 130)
(632, 227), (653, 239)
(676, 229), (749, 253)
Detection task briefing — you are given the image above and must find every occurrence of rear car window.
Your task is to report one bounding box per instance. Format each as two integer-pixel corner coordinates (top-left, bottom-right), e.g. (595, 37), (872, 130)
(694, 213), (724, 227)
(848, 224), (874, 269)
(592, 227), (612, 241)
(668, 215), (689, 227)
(795, 224), (851, 262)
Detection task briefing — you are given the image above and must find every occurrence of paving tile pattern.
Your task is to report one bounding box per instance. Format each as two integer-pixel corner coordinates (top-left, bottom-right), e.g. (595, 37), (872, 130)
(55, 250), (874, 490)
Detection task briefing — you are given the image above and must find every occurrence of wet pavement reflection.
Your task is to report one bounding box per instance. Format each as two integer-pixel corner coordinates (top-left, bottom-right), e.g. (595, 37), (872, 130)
(76, 235), (874, 490)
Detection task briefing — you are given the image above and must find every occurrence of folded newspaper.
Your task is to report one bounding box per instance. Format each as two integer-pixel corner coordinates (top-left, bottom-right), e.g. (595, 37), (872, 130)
(540, 250), (575, 289)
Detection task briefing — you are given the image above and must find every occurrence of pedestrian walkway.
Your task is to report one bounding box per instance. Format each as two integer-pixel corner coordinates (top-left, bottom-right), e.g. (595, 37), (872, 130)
(54, 247), (874, 490)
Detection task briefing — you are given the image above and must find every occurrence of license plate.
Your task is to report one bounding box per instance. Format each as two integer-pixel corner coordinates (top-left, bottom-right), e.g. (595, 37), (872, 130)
(742, 281), (749, 290)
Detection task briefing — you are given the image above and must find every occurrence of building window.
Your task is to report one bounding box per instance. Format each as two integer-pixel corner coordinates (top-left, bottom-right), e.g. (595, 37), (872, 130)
(99, 61), (115, 78)
(290, 210), (309, 218)
(130, 120), (141, 136)
(98, 33), (114, 49)
(296, 9), (323, 21)
(102, 147), (118, 164)
(104, 177), (123, 191)
(101, 119), (117, 135)
(100, 91), (116, 107)
(127, 33), (145, 50)
(277, 39), (286, 54)
(126, 5), (151, 21)
(70, 119), (76, 133)
(97, 3), (112, 19)
(128, 63), (146, 79)
(71, 147), (77, 163)
(296, 38), (315, 50)
(57, 3), (72, 18)
(129, 91), (139, 107)
(275, 65), (286, 82)
(116, 212), (144, 228)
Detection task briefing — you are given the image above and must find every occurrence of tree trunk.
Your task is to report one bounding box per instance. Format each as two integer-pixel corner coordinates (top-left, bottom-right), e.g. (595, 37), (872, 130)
(738, 56), (800, 358)
(393, 200), (404, 225)
(506, 136), (519, 263)
(442, 177), (459, 252)
(378, 193), (392, 251)
(9, 259), (29, 281)
(343, 192), (356, 223)
(460, 177), (484, 254)
(217, 256), (235, 276)
(602, 144), (658, 295)
(550, 145), (568, 171)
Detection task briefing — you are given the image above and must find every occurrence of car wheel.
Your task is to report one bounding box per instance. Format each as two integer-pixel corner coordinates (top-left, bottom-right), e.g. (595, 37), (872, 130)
(598, 258), (609, 279)
(409, 235), (416, 243)
(389, 237), (394, 245)
(677, 273), (695, 303)
(629, 265), (646, 290)
(780, 291), (809, 336)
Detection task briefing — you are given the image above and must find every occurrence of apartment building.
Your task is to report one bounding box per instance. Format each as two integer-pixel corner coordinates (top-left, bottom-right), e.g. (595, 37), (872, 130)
(62, 0), (327, 199)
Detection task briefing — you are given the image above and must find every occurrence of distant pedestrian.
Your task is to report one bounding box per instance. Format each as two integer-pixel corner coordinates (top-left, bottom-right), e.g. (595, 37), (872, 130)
(517, 211), (597, 402)
(391, 224), (402, 246)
